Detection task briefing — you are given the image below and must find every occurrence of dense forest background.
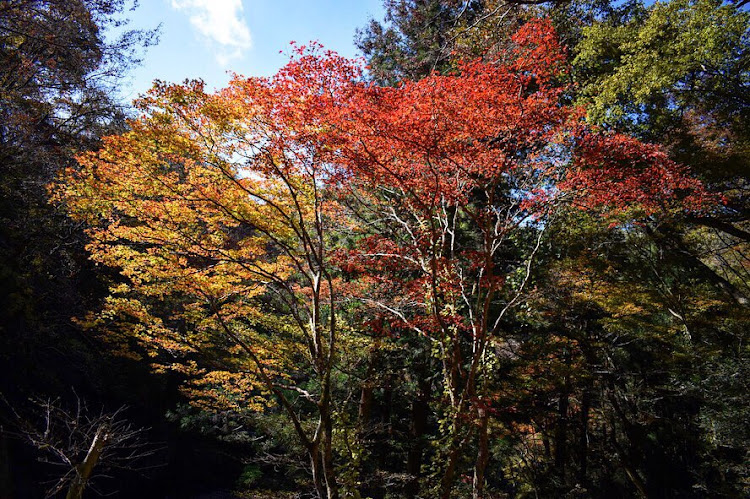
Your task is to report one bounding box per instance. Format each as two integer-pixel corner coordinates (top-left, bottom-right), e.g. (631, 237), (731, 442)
(0, 0), (747, 498)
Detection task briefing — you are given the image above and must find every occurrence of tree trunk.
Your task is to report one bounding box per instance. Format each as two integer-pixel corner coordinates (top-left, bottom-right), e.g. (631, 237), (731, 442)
(66, 423), (109, 499)
(440, 442), (461, 499)
(322, 409), (339, 499)
(310, 443), (327, 499)
(472, 404), (490, 499)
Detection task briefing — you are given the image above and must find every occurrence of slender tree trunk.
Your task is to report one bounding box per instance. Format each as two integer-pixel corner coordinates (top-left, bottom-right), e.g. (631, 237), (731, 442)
(66, 423), (109, 499)
(319, 357), (339, 499)
(310, 443), (327, 499)
(322, 415), (338, 499)
(472, 404), (490, 499)
(440, 438), (462, 499)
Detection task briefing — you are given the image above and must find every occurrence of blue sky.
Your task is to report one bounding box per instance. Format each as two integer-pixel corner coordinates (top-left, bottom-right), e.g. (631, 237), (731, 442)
(119, 0), (384, 101)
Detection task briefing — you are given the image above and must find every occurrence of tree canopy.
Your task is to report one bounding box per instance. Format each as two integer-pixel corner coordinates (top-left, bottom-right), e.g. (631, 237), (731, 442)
(1, 1), (747, 498)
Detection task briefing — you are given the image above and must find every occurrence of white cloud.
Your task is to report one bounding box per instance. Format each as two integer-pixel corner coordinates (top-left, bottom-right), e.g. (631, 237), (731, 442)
(171, 0), (252, 66)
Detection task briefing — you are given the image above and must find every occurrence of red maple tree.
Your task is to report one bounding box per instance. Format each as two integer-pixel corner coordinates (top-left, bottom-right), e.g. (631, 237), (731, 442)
(59, 19), (713, 499)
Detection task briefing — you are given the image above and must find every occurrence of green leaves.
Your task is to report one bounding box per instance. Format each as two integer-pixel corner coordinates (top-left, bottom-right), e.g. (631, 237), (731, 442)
(574, 0), (750, 131)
